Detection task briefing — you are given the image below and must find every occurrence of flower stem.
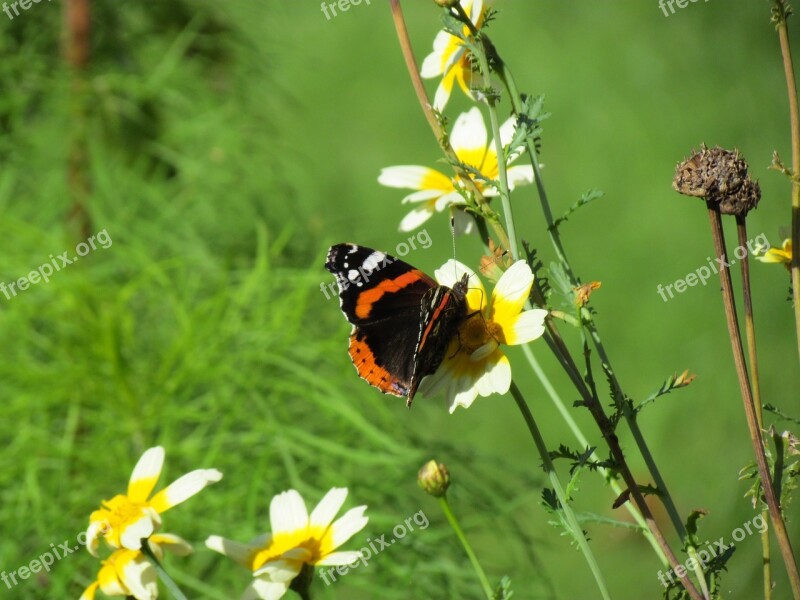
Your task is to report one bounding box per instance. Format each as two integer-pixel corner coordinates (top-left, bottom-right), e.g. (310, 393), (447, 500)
(773, 0), (800, 366)
(706, 203), (800, 599)
(735, 215), (772, 599)
(519, 343), (669, 566)
(494, 54), (705, 600)
(141, 542), (188, 600)
(438, 495), (494, 599)
(509, 381), (613, 600)
(453, 2), (519, 260)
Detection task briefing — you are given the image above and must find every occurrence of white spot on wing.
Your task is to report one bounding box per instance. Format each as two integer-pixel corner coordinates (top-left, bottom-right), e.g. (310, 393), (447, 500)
(362, 251), (386, 273)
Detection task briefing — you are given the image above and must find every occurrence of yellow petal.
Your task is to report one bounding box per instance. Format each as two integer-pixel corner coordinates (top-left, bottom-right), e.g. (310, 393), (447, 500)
(488, 261), (534, 331)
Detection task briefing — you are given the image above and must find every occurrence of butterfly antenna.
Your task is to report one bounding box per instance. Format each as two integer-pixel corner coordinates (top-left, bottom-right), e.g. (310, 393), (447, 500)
(450, 211), (458, 281)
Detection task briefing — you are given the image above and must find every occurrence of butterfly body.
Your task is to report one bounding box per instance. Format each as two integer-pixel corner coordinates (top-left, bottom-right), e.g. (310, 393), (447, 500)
(325, 243), (468, 406)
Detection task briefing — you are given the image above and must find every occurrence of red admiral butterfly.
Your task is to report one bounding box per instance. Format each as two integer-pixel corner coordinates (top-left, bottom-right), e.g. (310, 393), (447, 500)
(325, 244), (470, 406)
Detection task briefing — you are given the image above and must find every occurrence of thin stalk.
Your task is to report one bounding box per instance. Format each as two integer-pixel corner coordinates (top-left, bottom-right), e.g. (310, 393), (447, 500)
(388, 0), (510, 251)
(520, 343), (668, 566)
(453, 3), (519, 260)
(510, 382), (613, 600)
(439, 496), (494, 599)
(495, 56), (708, 597)
(706, 204), (800, 598)
(141, 542), (188, 600)
(735, 215), (772, 600)
(773, 0), (800, 365)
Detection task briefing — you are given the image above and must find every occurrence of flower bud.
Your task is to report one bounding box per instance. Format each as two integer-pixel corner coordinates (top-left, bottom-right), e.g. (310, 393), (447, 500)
(418, 460), (450, 497)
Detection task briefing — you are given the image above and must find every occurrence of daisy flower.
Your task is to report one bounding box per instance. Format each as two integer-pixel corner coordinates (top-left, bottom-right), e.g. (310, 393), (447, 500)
(80, 534), (192, 600)
(756, 238), (792, 269)
(86, 446), (222, 556)
(418, 259), (548, 412)
(206, 487), (368, 600)
(378, 107), (534, 232)
(420, 0), (487, 111)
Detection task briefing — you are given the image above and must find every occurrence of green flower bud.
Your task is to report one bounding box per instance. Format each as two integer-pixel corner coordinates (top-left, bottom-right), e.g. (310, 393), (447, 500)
(418, 460), (450, 497)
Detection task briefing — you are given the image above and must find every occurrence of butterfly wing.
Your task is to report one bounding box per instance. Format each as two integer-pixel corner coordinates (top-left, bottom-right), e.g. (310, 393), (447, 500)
(325, 244), (437, 397)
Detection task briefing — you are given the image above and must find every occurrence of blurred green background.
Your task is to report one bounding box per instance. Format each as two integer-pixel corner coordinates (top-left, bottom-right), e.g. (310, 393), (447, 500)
(1, 1), (798, 598)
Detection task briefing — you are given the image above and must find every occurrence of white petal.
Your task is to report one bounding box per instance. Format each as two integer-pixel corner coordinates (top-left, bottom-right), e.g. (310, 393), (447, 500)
(470, 340), (499, 362)
(434, 190), (466, 212)
(401, 189), (443, 204)
(506, 165), (535, 189)
(119, 514), (156, 550)
(253, 559), (302, 583)
(241, 577), (290, 600)
(270, 490), (309, 535)
(399, 206), (435, 232)
(448, 377), (480, 413)
(434, 259), (485, 311)
(85, 520), (107, 557)
(468, 0), (484, 24)
(420, 30), (453, 78)
(128, 447), (164, 502)
(476, 354), (511, 396)
(120, 556), (158, 600)
(206, 535), (255, 567)
(148, 469), (222, 514)
(309, 488), (348, 530)
(496, 115), (517, 149)
(508, 309), (549, 345)
(378, 165), (444, 190)
(450, 107), (487, 155)
(330, 506), (369, 548)
(492, 260), (533, 303)
(316, 550), (363, 567)
(433, 79), (452, 112)
(434, 259), (477, 288)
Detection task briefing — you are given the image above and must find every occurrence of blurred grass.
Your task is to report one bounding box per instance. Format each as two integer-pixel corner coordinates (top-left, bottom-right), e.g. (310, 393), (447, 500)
(0, 1), (799, 599)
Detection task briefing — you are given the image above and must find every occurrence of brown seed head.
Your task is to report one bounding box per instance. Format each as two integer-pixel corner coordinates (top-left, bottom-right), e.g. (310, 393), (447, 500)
(673, 144), (761, 216)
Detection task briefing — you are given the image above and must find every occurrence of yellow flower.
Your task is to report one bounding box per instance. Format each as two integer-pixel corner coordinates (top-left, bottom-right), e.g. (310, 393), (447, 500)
(86, 446), (222, 556)
(420, 0), (487, 110)
(756, 238), (792, 269)
(378, 107), (534, 232)
(80, 535), (192, 600)
(418, 259), (548, 412)
(206, 487), (368, 600)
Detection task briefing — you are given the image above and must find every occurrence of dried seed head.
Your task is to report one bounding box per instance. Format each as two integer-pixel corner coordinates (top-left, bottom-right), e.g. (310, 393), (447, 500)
(718, 177), (761, 216)
(672, 144), (761, 216)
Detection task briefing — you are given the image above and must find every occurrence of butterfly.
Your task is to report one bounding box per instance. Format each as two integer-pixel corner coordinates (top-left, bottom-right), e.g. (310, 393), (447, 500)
(325, 244), (470, 406)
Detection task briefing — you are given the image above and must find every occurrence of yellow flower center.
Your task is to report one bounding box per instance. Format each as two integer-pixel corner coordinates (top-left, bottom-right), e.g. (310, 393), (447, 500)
(92, 494), (153, 546)
(458, 314), (502, 355)
(249, 526), (333, 572)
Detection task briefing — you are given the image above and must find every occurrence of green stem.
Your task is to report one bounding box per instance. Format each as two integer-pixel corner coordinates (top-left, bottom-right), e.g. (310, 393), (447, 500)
(510, 381), (613, 600)
(141, 542), (188, 600)
(519, 343), (668, 566)
(439, 495), (494, 599)
(496, 57), (705, 600)
(773, 0), (800, 366)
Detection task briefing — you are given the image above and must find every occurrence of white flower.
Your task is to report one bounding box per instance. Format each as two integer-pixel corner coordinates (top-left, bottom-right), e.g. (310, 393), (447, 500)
(418, 259), (548, 412)
(206, 487), (368, 600)
(379, 107), (534, 232)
